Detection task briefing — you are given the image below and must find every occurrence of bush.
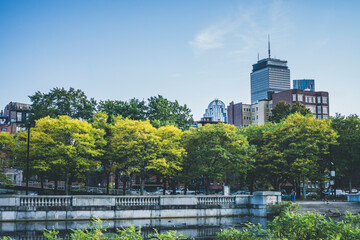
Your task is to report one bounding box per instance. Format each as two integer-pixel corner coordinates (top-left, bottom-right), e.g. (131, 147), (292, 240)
(216, 211), (360, 240)
(42, 218), (187, 240)
(267, 201), (300, 217)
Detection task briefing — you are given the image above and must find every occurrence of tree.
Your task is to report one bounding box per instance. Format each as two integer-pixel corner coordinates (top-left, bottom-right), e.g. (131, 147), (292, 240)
(110, 118), (161, 195)
(269, 101), (312, 123)
(243, 113), (337, 198)
(147, 125), (186, 194)
(183, 123), (255, 194)
(0, 132), (16, 183)
(147, 95), (193, 130)
(29, 87), (97, 124)
(331, 114), (360, 192)
(16, 116), (105, 194)
(97, 99), (147, 122)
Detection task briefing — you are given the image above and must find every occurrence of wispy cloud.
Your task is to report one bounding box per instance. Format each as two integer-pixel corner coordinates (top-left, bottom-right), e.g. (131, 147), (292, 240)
(189, 12), (251, 52)
(189, 0), (292, 55)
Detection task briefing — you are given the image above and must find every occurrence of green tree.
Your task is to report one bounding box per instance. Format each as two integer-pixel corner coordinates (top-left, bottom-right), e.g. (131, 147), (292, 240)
(331, 114), (360, 192)
(243, 113), (337, 197)
(97, 98), (147, 122)
(147, 95), (193, 130)
(147, 125), (186, 194)
(0, 132), (16, 183)
(184, 123), (255, 194)
(29, 87), (97, 124)
(16, 116), (105, 194)
(110, 118), (161, 195)
(269, 101), (312, 123)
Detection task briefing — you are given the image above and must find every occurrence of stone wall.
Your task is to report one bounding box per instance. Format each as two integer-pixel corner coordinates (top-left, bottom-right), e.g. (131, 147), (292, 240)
(0, 191), (281, 221)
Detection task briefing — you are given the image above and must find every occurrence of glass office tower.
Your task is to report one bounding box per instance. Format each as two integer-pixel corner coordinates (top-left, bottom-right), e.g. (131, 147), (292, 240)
(293, 79), (315, 92)
(203, 99), (227, 123)
(250, 58), (290, 103)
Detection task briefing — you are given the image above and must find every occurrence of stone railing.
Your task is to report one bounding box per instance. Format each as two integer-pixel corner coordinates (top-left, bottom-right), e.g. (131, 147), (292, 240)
(0, 192), (281, 221)
(116, 196), (160, 206)
(197, 196), (236, 205)
(19, 196), (72, 207)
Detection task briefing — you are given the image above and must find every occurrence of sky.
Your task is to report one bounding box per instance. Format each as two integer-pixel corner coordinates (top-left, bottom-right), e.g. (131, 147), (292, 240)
(1, 0), (359, 120)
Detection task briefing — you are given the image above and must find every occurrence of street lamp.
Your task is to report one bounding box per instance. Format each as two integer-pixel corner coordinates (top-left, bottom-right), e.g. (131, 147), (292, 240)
(25, 122), (31, 195)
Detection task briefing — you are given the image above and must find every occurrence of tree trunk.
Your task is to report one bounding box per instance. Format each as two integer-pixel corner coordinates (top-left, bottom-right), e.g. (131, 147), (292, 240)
(40, 178), (44, 190)
(205, 176), (209, 195)
(54, 180), (58, 195)
(163, 178), (167, 195)
(65, 166), (69, 195)
(302, 176), (306, 200)
(106, 172), (110, 195)
(115, 171), (119, 190)
(349, 177), (352, 194)
(140, 177), (145, 195)
(184, 183), (188, 195)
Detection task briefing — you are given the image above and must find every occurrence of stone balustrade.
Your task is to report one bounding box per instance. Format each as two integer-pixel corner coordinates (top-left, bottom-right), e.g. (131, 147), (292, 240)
(197, 196), (236, 205)
(0, 192), (281, 221)
(116, 196), (160, 206)
(19, 196), (72, 207)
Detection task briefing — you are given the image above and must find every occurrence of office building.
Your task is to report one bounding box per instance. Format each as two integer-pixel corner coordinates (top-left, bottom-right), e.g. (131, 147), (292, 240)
(227, 100), (272, 127)
(203, 99), (227, 123)
(251, 100), (272, 125)
(293, 79), (315, 92)
(227, 102), (251, 127)
(250, 40), (290, 103)
(272, 89), (329, 119)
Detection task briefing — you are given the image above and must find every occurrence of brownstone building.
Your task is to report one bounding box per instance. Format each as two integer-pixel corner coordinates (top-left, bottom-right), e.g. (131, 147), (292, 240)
(272, 89), (329, 119)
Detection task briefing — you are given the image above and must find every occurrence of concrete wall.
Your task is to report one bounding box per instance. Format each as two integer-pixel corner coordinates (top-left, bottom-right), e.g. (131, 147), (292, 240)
(0, 192), (281, 221)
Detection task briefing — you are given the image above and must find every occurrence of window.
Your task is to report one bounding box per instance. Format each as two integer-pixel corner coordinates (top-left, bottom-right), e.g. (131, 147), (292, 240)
(297, 94), (303, 102)
(322, 97), (328, 104)
(17, 112), (22, 122)
(323, 106), (328, 114)
(256, 107), (258, 111)
(252, 108), (255, 112)
(317, 106), (322, 114)
(317, 96), (321, 103)
(292, 94), (296, 101)
(244, 116), (246, 120)
(252, 116), (255, 121)
(256, 115), (258, 119)
(306, 105), (316, 114)
(1, 128), (6, 132)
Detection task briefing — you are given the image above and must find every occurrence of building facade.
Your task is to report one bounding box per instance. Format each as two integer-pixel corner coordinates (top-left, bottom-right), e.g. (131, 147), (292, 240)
(203, 99), (227, 123)
(272, 89), (329, 119)
(2, 102), (31, 134)
(227, 102), (251, 127)
(251, 58), (290, 103)
(293, 79), (315, 92)
(251, 100), (272, 125)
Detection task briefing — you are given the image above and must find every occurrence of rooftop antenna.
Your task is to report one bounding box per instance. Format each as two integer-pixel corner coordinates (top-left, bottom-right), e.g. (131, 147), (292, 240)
(257, 52), (259, 61)
(268, 34), (271, 58)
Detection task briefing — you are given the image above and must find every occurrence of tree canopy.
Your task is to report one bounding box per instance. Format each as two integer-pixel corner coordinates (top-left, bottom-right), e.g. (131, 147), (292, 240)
(29, 87), (97, 124)
(183, 123), (255, 194)
(269, 101), (312, 123)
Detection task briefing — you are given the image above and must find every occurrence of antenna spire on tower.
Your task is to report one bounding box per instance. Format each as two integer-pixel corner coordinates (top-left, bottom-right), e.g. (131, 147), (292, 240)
(268, 34), (271, 59)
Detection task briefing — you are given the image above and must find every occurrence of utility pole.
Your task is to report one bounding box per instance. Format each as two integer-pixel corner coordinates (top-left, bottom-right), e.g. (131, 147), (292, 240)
(26, 124), (30, 195)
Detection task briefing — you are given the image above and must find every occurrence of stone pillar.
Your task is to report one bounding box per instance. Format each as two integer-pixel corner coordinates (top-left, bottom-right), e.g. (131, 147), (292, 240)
(250, 191), (281, 217)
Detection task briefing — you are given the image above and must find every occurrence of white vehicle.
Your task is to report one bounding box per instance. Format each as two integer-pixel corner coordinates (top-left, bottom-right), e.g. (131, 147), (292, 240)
(176, 187), (195, 195)
(335, 189), (347, 196)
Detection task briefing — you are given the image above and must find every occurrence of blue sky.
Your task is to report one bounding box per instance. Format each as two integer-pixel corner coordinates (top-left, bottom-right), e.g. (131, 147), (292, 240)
(1, 0), (359, 120)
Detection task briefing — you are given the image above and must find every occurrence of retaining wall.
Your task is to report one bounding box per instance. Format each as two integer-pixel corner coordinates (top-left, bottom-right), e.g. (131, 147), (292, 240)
(0, 191), (281, 221)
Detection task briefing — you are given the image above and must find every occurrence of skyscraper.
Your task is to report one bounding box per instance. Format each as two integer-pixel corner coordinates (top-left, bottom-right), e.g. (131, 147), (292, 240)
(250, 39), (290, 103)
(203, 99), (227, 123)
(293, 79), (315, 92)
